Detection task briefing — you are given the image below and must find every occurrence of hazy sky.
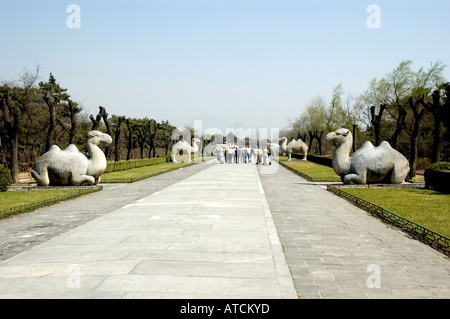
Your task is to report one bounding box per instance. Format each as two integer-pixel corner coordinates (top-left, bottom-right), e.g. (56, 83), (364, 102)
(1, 0), (449, 132)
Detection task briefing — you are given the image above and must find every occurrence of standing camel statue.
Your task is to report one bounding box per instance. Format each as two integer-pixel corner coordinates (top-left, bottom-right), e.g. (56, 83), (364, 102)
(31, 130), (112, 186)
(279, 137), (308, 161)
(171, 137), (201, 163)
(325, 128), (410, 184)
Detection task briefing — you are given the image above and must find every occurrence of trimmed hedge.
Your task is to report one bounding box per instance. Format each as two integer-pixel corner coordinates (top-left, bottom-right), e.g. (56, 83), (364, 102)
(0, 165), (12, 192)
(424, 162), (450, 193)
(105, 156), (170, 173)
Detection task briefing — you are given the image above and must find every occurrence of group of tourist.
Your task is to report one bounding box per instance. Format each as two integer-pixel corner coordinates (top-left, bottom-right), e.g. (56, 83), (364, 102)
(214, 144), (274, 165)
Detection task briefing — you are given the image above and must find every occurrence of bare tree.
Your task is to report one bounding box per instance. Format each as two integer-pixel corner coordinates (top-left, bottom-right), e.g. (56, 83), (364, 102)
(338, 94), (365, 152)
(421, 84), (449, 163)
(57, 99), (80, 144)
(387, 60), (413, 150)
(407, 95), (427, 177)
(370, 104), (387, 146)
(113, 115), (126, 162)
(364, 77), (391, 145)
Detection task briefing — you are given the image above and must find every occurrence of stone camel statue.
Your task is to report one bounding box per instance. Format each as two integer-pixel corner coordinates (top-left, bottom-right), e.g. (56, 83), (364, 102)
(31, 130), (112, 186)
(279, 137), (308, 161)
(325, 128), (410, 184)
(171, 137), (201, 163)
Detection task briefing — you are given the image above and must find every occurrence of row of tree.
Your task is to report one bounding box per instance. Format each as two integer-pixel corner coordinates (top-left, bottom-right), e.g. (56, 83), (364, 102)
(286, 60), (449, 177)
(1, 60), (449, 182)
(0, 66), (177, 183)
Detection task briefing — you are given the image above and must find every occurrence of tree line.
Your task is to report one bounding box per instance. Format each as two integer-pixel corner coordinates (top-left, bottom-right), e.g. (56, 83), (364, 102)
(286, 60), (449, 178)
(2, 60), (449, 182)
(0, 67), (177, 183)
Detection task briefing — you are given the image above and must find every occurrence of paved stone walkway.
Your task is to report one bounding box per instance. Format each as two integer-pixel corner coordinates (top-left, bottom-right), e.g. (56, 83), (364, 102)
(0, 162), (296, 298)
(0, 160), (449, 299)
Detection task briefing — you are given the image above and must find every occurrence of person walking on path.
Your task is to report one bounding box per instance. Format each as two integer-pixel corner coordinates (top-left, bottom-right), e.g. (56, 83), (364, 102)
(268, 145), (273, 165)
(243, 146), (248, 163)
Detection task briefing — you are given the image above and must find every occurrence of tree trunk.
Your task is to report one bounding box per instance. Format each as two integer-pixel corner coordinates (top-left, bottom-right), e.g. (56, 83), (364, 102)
(312, 130), (324, 155)
(114, 116), (125, 162)
(126, 119), (133, 160)
(162, 129), (170, 156)
(90, 111), (102, 130)
(370, 104), (386, 146)
(352, 124), (358, 153)
(57, 99), (78, 145)
(68, 100), (78, 144)
(148, 119), (158, 158)
(136, 128), (146, 159)
(318, 131), (324, 155)
(431, 118), (443, 163)
(10, 133), (19, 183)
(308, 131), (314, 152)
(100, 106), (112, 160)
(421, 89), (447, 163)
(43, 94), (58, 152)
(408, 97), (426, 178)
(0, 90), (20, 183)
(390, 105), (407, 150)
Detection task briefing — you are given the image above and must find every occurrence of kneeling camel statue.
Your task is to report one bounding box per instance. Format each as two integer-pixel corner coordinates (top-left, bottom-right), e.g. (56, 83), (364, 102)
(325, 128), (409, 184)
(31, 130), (112, 186)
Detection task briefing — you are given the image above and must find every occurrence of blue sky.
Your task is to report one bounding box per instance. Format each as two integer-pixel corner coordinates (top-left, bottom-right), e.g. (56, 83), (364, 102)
(1, 0), (449, 131)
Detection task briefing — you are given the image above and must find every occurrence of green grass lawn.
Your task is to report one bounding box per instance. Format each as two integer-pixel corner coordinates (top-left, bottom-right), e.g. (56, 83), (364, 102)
(278, 156), (341, 182)
(342, 188), (450, 238)
(0, 189), (100, 220)
(101, 161), (195, 183)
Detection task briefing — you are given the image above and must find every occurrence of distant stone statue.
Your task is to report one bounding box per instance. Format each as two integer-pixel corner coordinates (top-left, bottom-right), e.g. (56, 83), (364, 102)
(31, 130), (112, 186)
(279, 137), (308, 161)
(171, 138), (201, 163)
(325, 128), (410, 184)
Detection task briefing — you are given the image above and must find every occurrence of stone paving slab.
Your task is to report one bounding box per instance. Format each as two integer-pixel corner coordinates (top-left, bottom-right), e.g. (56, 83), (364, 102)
(258, 162), (450, 299)
(0, 163), (297, 299)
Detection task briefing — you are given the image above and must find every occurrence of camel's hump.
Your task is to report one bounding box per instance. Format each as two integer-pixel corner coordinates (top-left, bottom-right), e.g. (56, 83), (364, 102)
(378, 141), (393, 149)
(48, 145), (62, 152)
(64, 144), (80, 152)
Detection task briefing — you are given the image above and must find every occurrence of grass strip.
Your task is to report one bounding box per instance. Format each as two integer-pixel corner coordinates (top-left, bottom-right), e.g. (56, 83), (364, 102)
(341, 187), (450, 239)
(101, 162), (195, 183)
(278, 156), (341, 182)
(0, 188), (102, 220)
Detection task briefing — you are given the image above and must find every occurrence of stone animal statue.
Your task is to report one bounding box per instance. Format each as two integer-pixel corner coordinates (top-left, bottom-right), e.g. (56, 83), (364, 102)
(279, 137), (308, 161)
(325, 128), (410, 184)
(31, 130), (112, 186)
(171, 137), (201, 163)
